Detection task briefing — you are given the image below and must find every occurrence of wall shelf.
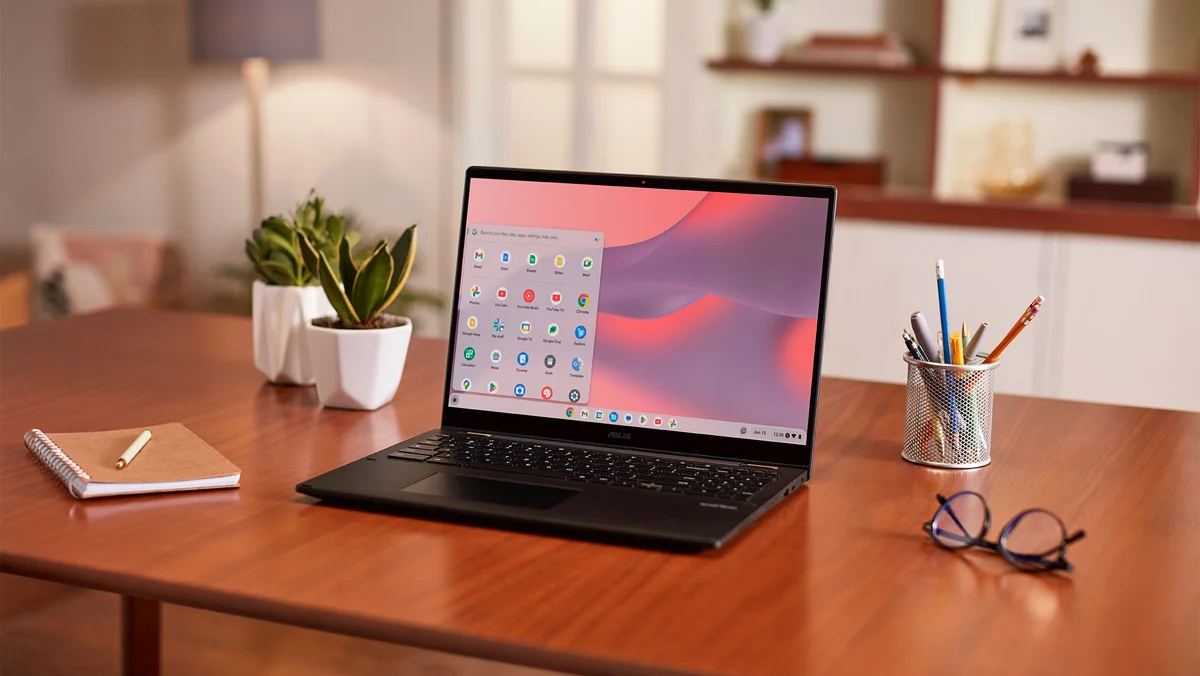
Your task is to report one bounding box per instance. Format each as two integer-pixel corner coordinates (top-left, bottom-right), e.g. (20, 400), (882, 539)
(707, 59), (1200, 88)
(942, 69), (1200, 88)
(836, 188), (1200, 243)
(707, 59), (938, 79)
(704, 0), (1200, 224)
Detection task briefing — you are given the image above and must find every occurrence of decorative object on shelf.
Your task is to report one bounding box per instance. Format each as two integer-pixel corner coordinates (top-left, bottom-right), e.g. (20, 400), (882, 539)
(782, 32), (914, 69)
(992, 0), (1062, 71)
(777, 158), (886, 187)
(245, 192), (345, 385)
(743, 0), (785, 64)
(301, 225), (418, 411)
(756, 107), (812, 176)
(1072, 47), (1100, 76)
(1091, 141), (1148, 183)
(979, 118), (1043, 200)
(943, 0), (998, 70)
(1068, 175), (1174, 206)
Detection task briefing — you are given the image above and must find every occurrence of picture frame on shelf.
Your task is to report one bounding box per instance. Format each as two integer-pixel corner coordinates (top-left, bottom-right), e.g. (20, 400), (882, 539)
(992, 0), (1062, 71)
(756, 107), (813, 178)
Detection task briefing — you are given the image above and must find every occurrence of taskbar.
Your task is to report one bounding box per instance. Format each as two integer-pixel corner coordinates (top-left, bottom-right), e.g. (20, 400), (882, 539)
(448, 392), (806, 444)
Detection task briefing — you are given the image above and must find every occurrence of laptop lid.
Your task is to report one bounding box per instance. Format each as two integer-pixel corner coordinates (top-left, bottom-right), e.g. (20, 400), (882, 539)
(441, 167), (836, 469)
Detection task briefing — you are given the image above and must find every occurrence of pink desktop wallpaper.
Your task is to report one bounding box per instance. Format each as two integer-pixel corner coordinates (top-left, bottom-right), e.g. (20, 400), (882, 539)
(465, 178), (830, 429)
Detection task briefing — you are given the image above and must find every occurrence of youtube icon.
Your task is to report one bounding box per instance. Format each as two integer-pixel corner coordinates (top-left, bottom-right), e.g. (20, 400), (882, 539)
(523, 288), (536, 303)
(550, 291), (562, 305)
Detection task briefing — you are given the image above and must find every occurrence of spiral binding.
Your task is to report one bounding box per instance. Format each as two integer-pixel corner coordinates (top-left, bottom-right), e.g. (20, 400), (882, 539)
(24, 429), (91, 495)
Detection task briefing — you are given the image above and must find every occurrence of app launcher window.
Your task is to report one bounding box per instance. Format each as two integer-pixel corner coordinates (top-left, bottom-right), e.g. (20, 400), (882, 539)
(453, 225), (605, 405)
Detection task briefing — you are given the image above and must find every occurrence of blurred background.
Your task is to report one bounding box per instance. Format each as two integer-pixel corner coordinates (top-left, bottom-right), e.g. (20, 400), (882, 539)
(1, 0), (1198, 409)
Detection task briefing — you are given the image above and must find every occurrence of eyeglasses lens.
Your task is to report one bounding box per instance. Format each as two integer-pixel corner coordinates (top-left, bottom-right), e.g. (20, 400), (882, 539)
(1001, 509), (1067, 570)
(931, 492), (987, 549)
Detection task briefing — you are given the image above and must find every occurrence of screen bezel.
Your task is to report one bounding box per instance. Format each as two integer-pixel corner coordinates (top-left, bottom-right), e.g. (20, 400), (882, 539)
(440, 166), (837, 470)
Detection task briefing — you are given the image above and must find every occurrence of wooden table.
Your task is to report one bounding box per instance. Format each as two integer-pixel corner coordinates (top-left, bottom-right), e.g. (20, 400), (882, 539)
(2, 310), (1197, 676)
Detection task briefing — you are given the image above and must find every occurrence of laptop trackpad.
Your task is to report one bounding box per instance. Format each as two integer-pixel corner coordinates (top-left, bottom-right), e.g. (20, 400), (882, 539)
(402, 473), (577, 510)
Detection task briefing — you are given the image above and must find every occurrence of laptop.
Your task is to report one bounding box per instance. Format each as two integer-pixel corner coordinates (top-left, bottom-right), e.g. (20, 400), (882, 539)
(296, 167), (837, 551)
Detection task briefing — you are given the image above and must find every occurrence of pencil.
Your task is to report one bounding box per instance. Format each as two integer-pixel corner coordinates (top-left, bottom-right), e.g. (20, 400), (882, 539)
(983, 295), (1045, 364)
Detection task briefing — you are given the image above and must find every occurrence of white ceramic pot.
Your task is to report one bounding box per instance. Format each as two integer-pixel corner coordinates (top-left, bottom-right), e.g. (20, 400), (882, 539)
(745, 10), (785, 64)
(307, 315), (413, 411)
(252, 280), (334, 385)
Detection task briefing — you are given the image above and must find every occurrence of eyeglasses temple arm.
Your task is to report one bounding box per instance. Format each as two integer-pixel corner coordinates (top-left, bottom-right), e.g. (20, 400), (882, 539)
(1065, 530), (1086, 544)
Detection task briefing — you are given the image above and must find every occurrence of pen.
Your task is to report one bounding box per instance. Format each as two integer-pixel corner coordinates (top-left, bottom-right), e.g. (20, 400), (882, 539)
(984, 295), (1045, 364)
(115, 430), (152, 469)
(950, 332), (964, 365)
(903, 330), (928, 362)
(910, 312), (940, 363)
(964, 322), (988, 363)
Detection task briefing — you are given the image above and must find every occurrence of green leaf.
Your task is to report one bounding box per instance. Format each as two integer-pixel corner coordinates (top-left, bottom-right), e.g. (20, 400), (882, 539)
(311, 196), (323, 233)
(339, 235), (358, 295)
(318, 251), (360, 324)
(326, 214), (345, 245)
(378, 224), (417, 312)
(258, 260), (297, 285)
(245, 239), (261, 264)
(345, 231), (361, 249)
(296, 231), (321, 281)
(296, 203), (316, 231)
(262, 216), (293, 241)
(260, 228), (296, 255)
(351, 245), (394, 321)
(252, 228), (272, 251)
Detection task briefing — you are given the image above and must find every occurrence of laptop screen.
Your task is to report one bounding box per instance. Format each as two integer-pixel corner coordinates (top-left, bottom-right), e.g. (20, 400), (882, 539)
(448, 176), (831, 447)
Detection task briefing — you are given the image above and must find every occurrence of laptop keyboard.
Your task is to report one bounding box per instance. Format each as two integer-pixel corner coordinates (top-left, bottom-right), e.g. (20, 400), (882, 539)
(387, 433), (780, 502)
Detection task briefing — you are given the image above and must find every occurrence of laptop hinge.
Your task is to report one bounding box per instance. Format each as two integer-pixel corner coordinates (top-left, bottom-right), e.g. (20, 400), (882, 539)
(465, 431), (493, 437)
(745, 462), (780, 470)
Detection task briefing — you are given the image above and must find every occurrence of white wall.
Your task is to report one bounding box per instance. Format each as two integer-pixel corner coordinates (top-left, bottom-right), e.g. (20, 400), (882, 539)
(0, 0), (452, 333)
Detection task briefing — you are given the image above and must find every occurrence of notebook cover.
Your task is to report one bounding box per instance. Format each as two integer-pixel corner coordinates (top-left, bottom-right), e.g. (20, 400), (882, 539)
(43, 423), (240, 485)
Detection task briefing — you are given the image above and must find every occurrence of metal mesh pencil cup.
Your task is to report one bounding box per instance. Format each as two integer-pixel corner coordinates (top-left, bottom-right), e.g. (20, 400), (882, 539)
(902, 355), (998, 469)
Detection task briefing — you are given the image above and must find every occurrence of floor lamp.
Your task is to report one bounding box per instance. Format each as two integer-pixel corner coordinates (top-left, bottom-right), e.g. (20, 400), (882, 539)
(189, 0), (319, 225)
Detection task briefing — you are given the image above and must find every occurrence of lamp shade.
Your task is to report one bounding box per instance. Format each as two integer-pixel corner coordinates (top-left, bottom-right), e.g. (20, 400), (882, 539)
(190, 0), (318, 62)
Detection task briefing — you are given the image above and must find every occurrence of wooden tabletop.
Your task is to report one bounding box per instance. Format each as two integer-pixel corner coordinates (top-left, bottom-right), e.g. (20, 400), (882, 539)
(2, 310), (1197, 676)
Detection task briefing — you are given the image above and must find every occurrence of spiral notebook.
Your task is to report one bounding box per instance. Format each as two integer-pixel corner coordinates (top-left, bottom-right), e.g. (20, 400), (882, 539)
(23, 423), (241, 499)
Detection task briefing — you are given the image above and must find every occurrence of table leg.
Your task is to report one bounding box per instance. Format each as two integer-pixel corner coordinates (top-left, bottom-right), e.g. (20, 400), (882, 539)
(121, 596), (161, 676)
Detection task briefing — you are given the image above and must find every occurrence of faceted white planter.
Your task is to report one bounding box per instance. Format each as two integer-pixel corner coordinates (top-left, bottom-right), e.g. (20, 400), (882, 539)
(745, 10), (785, 64)
(252, 280), (334, 385)
(307, 315), (413, 411)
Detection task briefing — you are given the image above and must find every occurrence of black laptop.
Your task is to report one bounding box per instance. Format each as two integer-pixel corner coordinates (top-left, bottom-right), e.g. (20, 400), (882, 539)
(297, 167), (837, 551)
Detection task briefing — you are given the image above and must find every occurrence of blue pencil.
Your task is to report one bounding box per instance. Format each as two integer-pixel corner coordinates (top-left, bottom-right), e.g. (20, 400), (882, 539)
(936, 260), (959, 435)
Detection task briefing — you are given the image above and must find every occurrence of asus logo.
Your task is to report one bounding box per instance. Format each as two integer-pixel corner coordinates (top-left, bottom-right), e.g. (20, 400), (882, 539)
(608, 431), (631, 440)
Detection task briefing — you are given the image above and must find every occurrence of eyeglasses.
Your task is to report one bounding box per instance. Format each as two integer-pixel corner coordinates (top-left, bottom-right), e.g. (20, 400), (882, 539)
(922, 491), (1086, 572)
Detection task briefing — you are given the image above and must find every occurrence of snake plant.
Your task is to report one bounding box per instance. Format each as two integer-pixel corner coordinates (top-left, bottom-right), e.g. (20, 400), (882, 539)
(299, 225), (417, 329)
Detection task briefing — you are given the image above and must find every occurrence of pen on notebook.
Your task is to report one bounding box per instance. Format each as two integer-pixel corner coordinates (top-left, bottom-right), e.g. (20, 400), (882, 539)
(910, 312), (940, 363)
(964, 322), (988, 363)
(115, 430), (152, 469)
(983, 295), (1045, 364)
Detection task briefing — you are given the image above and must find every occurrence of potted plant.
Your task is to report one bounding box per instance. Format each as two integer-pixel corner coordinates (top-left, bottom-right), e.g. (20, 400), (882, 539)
(745, 0), (785, 64)
(298, 224), (418, 411)
(245, 192), (353, 385)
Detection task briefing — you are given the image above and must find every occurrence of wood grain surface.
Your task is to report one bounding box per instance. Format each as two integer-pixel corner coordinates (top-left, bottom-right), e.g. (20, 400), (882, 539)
(2, 310), (1197, 676)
